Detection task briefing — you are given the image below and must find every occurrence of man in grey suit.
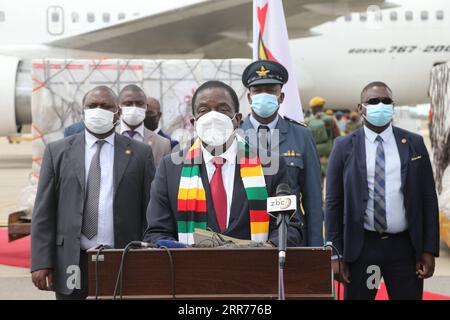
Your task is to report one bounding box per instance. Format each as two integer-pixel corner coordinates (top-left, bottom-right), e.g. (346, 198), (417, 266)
(117, 85), (171, 168)
(31, 86), (155, 299)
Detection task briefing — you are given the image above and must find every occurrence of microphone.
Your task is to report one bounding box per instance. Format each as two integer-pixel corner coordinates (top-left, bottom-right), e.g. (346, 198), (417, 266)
(267, 183), (297, 221)
(266, 183), (297, 301)
(267, 183), (297, 254)
(156, 239), (188, 248)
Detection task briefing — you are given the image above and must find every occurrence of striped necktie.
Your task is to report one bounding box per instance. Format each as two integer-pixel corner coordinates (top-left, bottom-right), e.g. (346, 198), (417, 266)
(374, 135), (387, 233)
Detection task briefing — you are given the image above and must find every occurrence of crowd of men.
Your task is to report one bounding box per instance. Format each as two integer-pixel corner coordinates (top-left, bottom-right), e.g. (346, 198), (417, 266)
(30, 59), (439, 300)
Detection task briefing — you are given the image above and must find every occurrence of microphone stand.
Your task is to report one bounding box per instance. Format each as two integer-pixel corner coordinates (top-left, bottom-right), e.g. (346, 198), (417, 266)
(277, 213), (289, 300)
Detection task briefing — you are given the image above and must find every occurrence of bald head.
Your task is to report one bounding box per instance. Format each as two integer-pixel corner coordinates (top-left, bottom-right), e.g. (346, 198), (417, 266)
(82, 86), (117, 107)
(147, 97), (161, 114)
(360, 81), (392, 103)
(118, 84), (147, 107)
(144, 97), (162, 131)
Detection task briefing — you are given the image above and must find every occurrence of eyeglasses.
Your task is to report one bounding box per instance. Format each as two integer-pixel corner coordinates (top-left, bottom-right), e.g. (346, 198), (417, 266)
(365, 97), (394, 105)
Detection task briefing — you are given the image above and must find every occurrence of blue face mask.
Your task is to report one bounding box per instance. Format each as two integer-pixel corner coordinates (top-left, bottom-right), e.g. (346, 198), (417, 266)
(251, 93), (279, 118)
(363, 103), (394, 127)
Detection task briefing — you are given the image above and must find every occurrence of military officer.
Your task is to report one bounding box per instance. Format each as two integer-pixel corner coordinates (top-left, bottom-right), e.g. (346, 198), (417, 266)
(240, 60), (324, 247)
(307, 96), (341, 178)
(345, 111), (362, 135)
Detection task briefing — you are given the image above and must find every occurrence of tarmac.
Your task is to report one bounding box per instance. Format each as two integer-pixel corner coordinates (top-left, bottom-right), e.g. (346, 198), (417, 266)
(0, 118), (449, 299)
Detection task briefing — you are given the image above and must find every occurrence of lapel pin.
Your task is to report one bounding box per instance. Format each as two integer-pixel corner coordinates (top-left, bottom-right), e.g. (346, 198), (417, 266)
(401, 138), (407, 144)
(125, 149), (132, 155)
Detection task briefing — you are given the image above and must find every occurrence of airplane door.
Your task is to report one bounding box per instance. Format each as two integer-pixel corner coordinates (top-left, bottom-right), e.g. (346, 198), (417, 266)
(47, 6), (64, 35)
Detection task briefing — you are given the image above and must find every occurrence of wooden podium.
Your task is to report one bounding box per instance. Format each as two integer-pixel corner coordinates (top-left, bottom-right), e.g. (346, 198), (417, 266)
(87, 247), (333, 300)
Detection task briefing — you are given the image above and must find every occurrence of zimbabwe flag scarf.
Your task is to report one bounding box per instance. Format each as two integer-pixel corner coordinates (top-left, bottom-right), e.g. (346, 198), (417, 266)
(176, 136), (270, 245)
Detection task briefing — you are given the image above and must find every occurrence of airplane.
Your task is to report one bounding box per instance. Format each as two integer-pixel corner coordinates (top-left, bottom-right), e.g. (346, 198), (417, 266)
(0, 0), (449, 136)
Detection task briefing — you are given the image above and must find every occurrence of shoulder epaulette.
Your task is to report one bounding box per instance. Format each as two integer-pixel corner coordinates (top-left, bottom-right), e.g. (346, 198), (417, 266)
(283, 116), (308, 127)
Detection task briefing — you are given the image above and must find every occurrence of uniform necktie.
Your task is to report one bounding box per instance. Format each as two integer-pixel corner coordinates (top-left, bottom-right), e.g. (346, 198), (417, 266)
(82, 140), (106, 239)
(257, 125), (271, 155)
(210, 157), (227, 232)
(374, 135), (387, 233)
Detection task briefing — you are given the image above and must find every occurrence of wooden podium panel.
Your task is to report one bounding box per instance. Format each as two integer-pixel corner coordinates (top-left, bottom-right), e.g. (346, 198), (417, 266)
(88, 247), (332, 300)
(89, 248), (333, 299)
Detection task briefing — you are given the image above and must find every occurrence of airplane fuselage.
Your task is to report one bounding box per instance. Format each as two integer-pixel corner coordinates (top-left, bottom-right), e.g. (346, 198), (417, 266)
(0, 0), (448, 134)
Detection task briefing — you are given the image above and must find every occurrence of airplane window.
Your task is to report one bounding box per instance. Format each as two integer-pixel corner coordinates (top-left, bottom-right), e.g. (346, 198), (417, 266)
(47, 6), (64, 35)
(0, 11), (4, 22)
(421, 11), (429, 21)
(405, 11), (413, 21)
(344, 15), (352, 22)
(118, 12), (126, 20)
(51, 11), (60, 23)
(87, 12), (95, 23)
(436, 10), (444, 20)
(390, 11), (398, 21)
(71, 12), (79, 23)
(103, 13), (110, 23)
(359, 13), (367, 22)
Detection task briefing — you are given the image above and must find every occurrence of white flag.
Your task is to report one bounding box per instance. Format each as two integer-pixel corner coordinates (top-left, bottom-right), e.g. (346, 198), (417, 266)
(253, 0), (304, 121)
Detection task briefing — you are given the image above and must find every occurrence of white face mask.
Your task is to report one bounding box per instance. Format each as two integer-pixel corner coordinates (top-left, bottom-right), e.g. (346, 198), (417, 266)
(84, 108), (117, 134)
(121, 106), (146, 126)
(194, 111), (235, 146)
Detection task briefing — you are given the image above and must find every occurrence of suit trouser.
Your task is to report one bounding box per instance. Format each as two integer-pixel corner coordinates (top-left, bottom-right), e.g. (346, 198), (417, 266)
(344, 230), (423, 300)
(55, 251), (88, 300)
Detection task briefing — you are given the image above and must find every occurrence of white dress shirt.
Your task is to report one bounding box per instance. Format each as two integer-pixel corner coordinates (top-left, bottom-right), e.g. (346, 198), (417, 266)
(364, 125), (407, 233)
(120, 120), (144, 142)
(81, 130), (115, 250)
(201, 139), (238, 229)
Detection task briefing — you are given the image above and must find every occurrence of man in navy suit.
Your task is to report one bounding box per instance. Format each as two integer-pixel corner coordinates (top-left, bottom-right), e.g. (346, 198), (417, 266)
(325, 81), (439, 300)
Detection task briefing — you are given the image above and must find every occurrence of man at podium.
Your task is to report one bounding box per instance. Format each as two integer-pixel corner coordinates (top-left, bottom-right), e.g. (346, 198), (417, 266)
(144, 81), (302, 246)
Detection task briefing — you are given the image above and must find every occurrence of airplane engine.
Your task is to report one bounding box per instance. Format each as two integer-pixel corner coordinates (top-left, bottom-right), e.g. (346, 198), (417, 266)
(0, 55), (31, 136)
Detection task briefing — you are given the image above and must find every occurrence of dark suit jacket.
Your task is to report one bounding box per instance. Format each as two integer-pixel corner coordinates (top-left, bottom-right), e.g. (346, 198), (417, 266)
(31, 132), (155, 295)
(158, 130), (179, 149)
(144, 148), (302, 246)
(325, 126), (439, 263)
(64, 121), (85, 137)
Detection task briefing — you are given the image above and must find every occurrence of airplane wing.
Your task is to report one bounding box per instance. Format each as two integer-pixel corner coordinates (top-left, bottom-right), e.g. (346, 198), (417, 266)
(47, 0), (392, 58)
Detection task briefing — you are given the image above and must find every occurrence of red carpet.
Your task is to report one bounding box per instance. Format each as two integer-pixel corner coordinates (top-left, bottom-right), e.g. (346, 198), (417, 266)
(334, 281), (450, 300)
(0, 228), (30, 268)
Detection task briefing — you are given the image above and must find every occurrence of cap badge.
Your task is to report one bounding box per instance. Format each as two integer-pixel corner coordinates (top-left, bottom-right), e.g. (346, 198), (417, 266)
(256, 65), (270, 78)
